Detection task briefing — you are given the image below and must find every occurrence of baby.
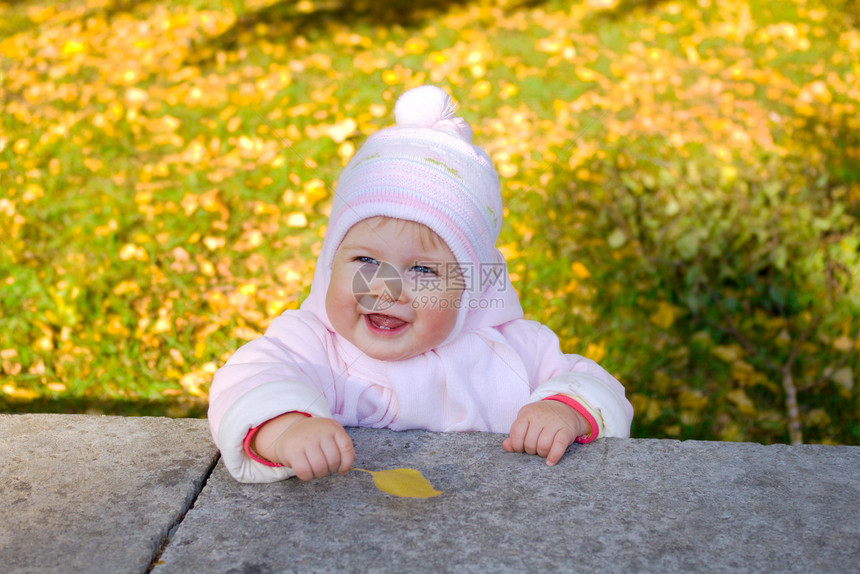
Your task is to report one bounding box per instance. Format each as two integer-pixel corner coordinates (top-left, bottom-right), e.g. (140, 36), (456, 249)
(208, 85), (633, 483)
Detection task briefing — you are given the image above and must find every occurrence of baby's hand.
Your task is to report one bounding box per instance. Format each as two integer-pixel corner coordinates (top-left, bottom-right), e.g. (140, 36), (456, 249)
(254, 413), (355, 481)
(502, 401), (590, 466)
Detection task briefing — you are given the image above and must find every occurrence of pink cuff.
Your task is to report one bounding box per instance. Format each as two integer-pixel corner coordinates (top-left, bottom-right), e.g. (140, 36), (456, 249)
(243, 411), (312, 467)
(543, 394), (599, 443)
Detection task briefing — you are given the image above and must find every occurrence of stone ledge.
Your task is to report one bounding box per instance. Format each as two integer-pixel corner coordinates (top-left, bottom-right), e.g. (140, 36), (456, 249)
(0, 414), (218, 574)
(2, 415), (858, 573)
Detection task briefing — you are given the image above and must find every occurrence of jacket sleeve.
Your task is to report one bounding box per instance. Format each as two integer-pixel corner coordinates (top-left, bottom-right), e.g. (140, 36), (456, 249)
(207, 311), (338, 483)
(499, 320), (633, 439)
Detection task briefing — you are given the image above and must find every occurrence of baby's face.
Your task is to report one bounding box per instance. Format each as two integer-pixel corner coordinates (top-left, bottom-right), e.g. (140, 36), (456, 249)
(325, 217), (463, 361)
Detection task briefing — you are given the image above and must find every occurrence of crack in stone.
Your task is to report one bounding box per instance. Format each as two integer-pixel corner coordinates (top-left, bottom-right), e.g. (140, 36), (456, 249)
(146, 454), (220, 573)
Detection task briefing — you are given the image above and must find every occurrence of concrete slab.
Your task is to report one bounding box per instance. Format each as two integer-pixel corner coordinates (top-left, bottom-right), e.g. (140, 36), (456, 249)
(155, 428), (860, 573)
(0, 414), (218, 574)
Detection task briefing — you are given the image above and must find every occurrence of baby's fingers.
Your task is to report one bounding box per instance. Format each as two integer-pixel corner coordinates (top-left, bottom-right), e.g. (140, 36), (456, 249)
(334, 431), (355, 474)
(298, 447), (334, 480)
(544, 431), (573, 466)
(289, 453), (317, 482)
(315, 432), (356, 477)
(505, 417), (530, 453)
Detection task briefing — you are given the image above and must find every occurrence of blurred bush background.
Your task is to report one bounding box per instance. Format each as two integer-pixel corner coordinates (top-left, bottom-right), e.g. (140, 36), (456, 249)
(1, 0), (858, 444)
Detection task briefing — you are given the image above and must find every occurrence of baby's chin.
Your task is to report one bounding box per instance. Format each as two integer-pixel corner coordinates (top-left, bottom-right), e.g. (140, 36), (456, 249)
(360, 345), (425, 362)
(337, 332), (427, 362)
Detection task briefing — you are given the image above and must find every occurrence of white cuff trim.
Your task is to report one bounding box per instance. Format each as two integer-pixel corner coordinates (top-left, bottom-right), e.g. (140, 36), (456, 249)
(218, 380), (333, 483)
(530, 372), (632, 438)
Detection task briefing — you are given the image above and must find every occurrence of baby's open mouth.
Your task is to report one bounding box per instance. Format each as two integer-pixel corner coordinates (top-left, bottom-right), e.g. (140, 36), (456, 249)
(366, 313), (407, 331)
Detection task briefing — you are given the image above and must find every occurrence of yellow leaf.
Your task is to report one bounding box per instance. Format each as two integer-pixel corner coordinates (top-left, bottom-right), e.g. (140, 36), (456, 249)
(649, 301), (676, 330)
(338, 141), (355, 163)
(231, 326), (262, 341)
(125, 88), (147, 108)
(498, 243), (521, 260)
(584, 340), (606, 363)
(727, 388), (757, 416)
(730, 360), (757, 385)
(63, 40), (85, 55)
(106, 316), (130, 336)
(712, 344), (743, 363)
(327, 118), (357, 143)
(382, 69), (401, 85)
(2, 384), (38, 400)
(203, 236), (225, 250)
(181, 193), (199, 216)
(498, 163), (518, 177)
(833, 336), (856, 352)
(118, 243), (136, 260)
(805, 408), (831, 428)
(536, 36), (564, 54)
(354, 467), (442, 498)
(571, 262), (591, 280)
(296, 0), (315, 13)
(84, 157), (104, 173)
(286, 212), (308, 228)
(678, 390), (708, 410)
(500, 83), (518, 100)
(152, 317), (172, 334)
(828, 367), (853, 391)
(470, 80), (492, 99)
(404, 37), (428, 55)
(575, 66), (597, 82)
(27, 5), (56, 23)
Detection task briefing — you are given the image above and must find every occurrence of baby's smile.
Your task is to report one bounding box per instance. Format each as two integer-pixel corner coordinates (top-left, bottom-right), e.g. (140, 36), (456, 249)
(364, 313), (409, 333)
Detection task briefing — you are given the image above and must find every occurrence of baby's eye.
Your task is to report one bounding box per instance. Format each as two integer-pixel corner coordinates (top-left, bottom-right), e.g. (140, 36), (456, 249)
(357, 256), (379, 265)
(411, 264), (438, 276)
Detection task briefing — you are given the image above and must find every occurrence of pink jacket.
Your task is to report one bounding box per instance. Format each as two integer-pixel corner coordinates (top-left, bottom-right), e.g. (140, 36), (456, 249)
(208, 309), (633, 483)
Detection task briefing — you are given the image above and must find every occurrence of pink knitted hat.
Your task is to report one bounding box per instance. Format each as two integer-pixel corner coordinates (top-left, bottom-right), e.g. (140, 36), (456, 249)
(301, 85), (523, 344)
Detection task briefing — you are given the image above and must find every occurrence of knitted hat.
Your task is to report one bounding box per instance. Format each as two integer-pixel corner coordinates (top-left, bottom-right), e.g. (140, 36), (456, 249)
(324, 85), (502, 275)
(301, 85), (523, 345)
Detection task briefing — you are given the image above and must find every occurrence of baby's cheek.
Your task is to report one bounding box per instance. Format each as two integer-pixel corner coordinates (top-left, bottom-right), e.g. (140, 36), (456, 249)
(426, 300), (459, 343)
(324, 273), (353, 334)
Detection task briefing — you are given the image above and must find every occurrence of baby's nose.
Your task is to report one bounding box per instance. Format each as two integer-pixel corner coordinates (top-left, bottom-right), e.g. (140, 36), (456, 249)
(365, 265), (406, 304)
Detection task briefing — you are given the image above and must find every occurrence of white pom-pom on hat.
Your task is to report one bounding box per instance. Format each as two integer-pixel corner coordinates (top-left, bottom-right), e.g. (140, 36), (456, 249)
(394, 85), (473, 142)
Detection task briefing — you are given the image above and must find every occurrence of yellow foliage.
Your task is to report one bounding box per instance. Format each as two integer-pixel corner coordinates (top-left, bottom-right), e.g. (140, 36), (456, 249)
(584, 340), (606, 363)
(0, 0), (855, 447)
(470, 80), (492, 99)
(678, 389), (708, 410)
(630, 393), (662, 423)
(726, 388), (757, 416)
(570, 262), (591, 280)
(231, 326), (262, 341)
(805, 408), (832, 428)
(286, 212), (308, 228)
(711, 345), (744, 363)
(498, 243), (521, 260)
(649, 301), (677, 330)
(833, 336), (857, 352)
(2, 384), (39, 400)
